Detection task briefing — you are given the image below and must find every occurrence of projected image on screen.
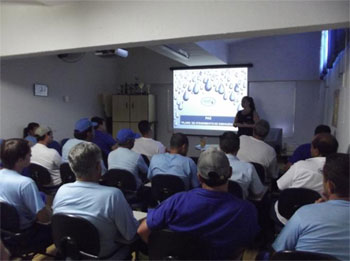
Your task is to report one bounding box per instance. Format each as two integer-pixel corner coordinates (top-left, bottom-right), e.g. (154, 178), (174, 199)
(173, 67), (248, 135)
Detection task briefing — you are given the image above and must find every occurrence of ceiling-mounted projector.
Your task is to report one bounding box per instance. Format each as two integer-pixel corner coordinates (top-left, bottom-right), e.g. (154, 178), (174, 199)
(94, 48), (128, 58)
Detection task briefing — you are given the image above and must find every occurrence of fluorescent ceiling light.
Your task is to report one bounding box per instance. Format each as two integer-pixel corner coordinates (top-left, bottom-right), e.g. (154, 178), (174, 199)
(161, 45), (190, 60)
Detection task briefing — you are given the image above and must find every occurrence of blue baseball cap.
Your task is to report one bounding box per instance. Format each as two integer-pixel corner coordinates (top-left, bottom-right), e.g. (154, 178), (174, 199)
(116, 128), (140, 144)
(74, 118), (97, 132)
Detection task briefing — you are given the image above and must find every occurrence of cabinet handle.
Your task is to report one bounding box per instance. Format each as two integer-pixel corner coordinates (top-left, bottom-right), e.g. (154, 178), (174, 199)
(131, 102), (134, 109)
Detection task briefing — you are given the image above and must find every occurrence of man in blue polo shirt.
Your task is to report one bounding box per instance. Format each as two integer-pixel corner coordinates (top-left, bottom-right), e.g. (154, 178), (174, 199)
(0, 139), (52, 252)
(273, 153), (349, 261)
(138, 147), (260, 259)
(147, 133), (199, 190)
(91, 116), (117, 162)
(108, 128), (147, 189)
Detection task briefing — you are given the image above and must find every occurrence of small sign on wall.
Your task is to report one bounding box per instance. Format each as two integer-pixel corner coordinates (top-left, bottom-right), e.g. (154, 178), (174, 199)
(33, 84), (48, 97)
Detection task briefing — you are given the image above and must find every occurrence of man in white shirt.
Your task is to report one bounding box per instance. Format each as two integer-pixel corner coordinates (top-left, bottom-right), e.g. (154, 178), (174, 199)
(31, 126), (62, 186)
(220, 131), (267, 199)
(274, 133), (338, 225)
(132, 120), (166, 160)
(277, 133), (338, 194)
(108, 128), (148, 189)
(237, 119), (279, 180)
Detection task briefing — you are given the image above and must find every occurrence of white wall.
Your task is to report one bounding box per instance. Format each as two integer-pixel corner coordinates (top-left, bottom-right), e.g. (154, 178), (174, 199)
(1, 1), (348, 57)
(323, 45), (350, 153)
(0, 53), (120, 141)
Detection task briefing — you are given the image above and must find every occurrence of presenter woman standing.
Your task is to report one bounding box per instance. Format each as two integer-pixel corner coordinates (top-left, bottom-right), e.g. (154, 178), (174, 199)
(233, 96), (259, 136)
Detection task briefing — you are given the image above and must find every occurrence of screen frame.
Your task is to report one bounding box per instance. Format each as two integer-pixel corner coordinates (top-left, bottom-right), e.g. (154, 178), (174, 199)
(171, 64), (253, 136)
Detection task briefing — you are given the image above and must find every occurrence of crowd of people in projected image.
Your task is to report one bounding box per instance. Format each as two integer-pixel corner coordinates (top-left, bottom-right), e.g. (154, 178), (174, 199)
(0, 98), (348, 260)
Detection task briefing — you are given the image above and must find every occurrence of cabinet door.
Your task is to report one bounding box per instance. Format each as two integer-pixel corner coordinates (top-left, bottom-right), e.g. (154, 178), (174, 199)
(112, 95), (129, 122)
(112, 122), (130, 139)
(130, 96), (148, 122)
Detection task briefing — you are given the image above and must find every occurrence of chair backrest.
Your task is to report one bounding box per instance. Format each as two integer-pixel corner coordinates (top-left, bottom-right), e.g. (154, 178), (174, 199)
(151, 175), (186, 202)
(250, 162), (265, 184)
(0, 201), (20, 232)
(271, 250), (339, 260)
(278, 188), (321, 220)
(60, 163), (76, 184)
(100, 169), (137, 192)
(227, 180), (243, 199)
(148, 229), (207, 260)
(52, 213), (100, 259)
(29, 163), (51, 188)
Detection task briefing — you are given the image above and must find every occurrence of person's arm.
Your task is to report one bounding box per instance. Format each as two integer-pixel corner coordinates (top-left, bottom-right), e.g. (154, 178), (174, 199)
(22, 181), (51, 223)
(272, 212), (302, 252)
(137, 219), (152, 243)
(112, 190), (139, 242)
(189, 159), (200, 188)
(137, 155), (149, 176)
(53, 150), (63, 169)
(248, 165), (267, 200)
(233, 111), (240, 127)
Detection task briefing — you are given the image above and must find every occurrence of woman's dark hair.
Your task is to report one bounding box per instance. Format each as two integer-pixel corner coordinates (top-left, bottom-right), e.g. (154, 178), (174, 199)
(242, 96), (256, 111)
(1, 139), (30, 169)
(201, 171), (228, 187)
(23, 122), (39, 138)
(323, 153), (349, 197)
(74, 127), (93, 140)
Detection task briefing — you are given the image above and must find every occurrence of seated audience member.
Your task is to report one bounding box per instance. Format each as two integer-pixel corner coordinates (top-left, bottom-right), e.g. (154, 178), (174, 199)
(148, 133), (199, 190)
(272, 153), (349, 261)
(138, 148), (260, 259)
(62, 118), (107, 174)
(62, 118), (97, 162)
(108, 128), (148, 189)
(31, 126), (62, 187)
(91, 116), (117, 158)
(53, 142), (138, 259)
(132, 120), (166, 160)
(277, 133), (338, 194)
(285, 124), (331, 170)
(220, 131), (267, 199)
(0, 139), (52, 249)
(23, 122), (39, 147)
(237, 119), (279, 179)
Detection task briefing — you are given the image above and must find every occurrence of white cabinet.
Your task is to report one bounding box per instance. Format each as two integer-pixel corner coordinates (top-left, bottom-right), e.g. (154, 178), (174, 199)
(112, 94), (156, 137)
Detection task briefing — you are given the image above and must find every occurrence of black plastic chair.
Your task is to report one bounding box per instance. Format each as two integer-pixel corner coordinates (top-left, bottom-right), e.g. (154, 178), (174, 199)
(0, 201), (52, 259)
(228, 180), (243, 199)
(278, 188), (321, 220)
(60, 163), (76, 184)
(148, 229), (208, 260)
(52, 213), (118, 260)
(271, 250), (339, 260)
(28, 163), (52, 192)
(100, 169), (146, 210)
(151, 175), (186, 203)
(250, 162), (266, 184)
